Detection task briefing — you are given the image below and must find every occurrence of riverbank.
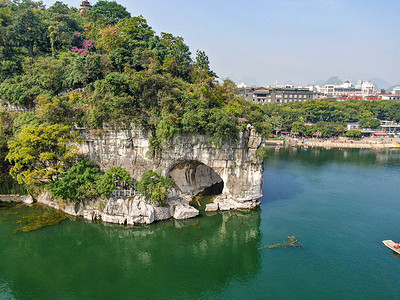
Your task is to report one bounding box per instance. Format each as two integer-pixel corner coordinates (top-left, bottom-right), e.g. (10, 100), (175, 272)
(282, 136), (400, 149)
(0, 194), (33, 204)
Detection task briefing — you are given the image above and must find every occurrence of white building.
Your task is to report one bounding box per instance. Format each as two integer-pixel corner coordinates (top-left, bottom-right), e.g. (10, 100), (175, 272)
(306, 79), (378, 100)
(391, 86), (400, 95)
(356, 80), (377, 97)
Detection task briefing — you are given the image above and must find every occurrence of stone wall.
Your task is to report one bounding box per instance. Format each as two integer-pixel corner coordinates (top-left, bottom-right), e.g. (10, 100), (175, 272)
(79, 125), (265, 211)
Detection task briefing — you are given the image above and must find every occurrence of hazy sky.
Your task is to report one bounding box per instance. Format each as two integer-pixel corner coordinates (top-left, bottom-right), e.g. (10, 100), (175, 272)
(41, 0), (400, 87)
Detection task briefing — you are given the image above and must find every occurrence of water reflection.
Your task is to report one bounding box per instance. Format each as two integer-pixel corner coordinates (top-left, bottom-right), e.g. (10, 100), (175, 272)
(0, 205), (261, 299)
(0, 279), (15, 300)
(268, 147), (400, 167)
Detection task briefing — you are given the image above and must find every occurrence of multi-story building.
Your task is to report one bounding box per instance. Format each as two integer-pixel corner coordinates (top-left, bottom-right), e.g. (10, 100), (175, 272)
(391, 86), (400, 95)
(238, 79), (385, 103)
(381, 94), (400, 101)
(238, 85), (313, 105)
(237, 85), (258, 102)
(311, 80), (378, 100)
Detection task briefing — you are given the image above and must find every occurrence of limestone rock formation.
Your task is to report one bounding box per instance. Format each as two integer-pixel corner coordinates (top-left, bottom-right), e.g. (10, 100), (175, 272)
(173, 204), (199, 220)
(205, 203), (219, 212)
(80, 125), (265, 212)
(38, 126), (265, 225)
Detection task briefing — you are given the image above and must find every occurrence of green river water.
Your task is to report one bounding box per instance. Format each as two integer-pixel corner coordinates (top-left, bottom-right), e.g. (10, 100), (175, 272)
(1, 148), (400, 299)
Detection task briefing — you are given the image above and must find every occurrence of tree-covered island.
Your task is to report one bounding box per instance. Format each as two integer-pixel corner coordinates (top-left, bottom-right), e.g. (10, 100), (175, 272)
(1, 0), (400, 206)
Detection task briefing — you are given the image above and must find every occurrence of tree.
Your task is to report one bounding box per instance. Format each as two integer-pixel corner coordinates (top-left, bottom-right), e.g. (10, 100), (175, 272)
(47, 2), (82, 55)
(0, 109), (15, 174)
(10, 8), (49, 56)
(344, 130), (362, 139)
(134, 170), (174, 206)
(305, 124), (316, 137)
(35, 95), (74, 125)
(334, 122), (347, 135)
(6, 124), (80, 188)
(193, 49), (216, 78)
(64, 54), (111, 88)
(268, 115), (283, 135)
(0, 60), (22, 80)
(90, 0), (131, 25)
(97, 166), (131, 197)
(160, 32), (192, 79)
(291, 121), (306, 135)
(48, 159), (102, 202)
(359, 118), (381, 129)
(98, 24), (124, 53)
(117, 16), (154, 46)
(12, 111), (38, 134)
(109, 47), (131, 72)
(48, 1), (71, 15)
(0, 56), (65, 106)
(315, 121), (338, 137)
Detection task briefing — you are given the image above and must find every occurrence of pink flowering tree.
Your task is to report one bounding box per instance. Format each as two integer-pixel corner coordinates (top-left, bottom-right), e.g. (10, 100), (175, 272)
(71, 32), (95, 55)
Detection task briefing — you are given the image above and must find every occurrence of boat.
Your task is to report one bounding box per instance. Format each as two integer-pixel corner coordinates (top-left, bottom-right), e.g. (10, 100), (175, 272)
(382, 240), (400, 255)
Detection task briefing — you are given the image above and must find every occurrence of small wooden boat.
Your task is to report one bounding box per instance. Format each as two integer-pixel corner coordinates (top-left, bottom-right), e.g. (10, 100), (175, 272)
(382, 240), (400, 255)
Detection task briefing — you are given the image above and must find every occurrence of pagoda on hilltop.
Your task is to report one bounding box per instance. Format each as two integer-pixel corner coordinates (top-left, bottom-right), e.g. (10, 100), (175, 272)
(80, 1), (92, 16)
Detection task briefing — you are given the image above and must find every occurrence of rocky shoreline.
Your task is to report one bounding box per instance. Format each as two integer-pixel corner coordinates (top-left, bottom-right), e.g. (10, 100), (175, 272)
(0, 191), (260, 226)
(38, 192), (200, 225)
(0, 194), (33, 204)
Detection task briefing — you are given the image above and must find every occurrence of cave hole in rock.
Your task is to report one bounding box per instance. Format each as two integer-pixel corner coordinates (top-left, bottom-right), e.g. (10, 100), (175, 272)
(168, 161), (224, 198)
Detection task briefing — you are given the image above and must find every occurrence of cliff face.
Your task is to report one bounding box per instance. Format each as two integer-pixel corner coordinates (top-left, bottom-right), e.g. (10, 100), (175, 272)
(36, 126), (265, 225)
(80, 125), (265, 212)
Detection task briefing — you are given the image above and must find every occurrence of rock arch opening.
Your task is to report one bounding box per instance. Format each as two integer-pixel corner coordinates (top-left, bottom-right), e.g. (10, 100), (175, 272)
(168, 161), (224, 197)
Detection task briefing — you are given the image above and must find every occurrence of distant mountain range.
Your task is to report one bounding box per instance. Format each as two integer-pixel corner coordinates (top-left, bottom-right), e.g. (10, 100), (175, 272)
(323, 76), (343, 86)
(386, 84), (400, 92)
(369, 78), (392, 91)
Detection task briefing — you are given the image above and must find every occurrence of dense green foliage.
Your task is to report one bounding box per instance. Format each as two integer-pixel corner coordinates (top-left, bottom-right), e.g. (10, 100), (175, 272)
(0, 109), (26, 194)
(1, 0), (400, 201)
(47, 160), (133, 202)
(2, 1), (399, 145)
(0, 110), (14, 175)
(134, 170), (174, 206)
(97, 166), (131, 198)
(0, 0), (262, 148)
(6, 123), (80, 188)
(359, 118), (381, 129)
(48, 159), (102, 202)
(261, 100), (400, 136)
(344, 130), (363, 139)
(89, 0), (130, 24)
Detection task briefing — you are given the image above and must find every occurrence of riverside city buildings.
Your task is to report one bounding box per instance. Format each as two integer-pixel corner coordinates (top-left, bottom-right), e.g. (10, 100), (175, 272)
(309, 80), (379, 100)
(237, 79), (400, 104)
(237, 83), (313, 105)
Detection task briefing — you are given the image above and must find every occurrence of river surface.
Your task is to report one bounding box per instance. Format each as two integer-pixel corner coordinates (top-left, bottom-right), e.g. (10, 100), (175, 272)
(1, 148), (400, 299)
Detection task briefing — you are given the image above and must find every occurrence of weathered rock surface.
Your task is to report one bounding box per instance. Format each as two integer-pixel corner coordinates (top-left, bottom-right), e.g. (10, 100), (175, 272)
(205, 203), (218, 212)
(173, 204), (199, 220)
(80, 125), (265, 212)
(37, 192), (191, 225)
(0, 195), (33, 204)
(34, 126), (264, 225)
